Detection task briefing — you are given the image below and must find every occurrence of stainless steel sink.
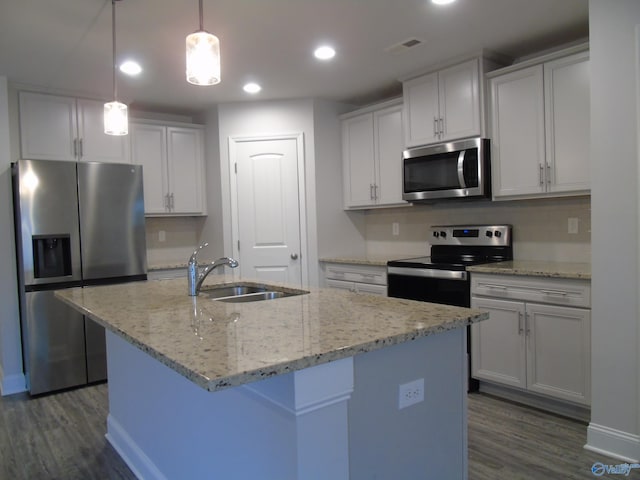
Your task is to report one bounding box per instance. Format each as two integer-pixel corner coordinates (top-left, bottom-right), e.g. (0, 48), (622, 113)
(200, 283), (308, 303)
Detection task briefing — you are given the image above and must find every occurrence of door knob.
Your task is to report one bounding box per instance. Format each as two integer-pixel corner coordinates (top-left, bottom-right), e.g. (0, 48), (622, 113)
(291, 253), (299, 260)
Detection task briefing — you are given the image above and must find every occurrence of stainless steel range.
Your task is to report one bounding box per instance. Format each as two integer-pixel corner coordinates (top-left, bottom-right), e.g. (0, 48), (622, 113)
(387, 224), (513, 390)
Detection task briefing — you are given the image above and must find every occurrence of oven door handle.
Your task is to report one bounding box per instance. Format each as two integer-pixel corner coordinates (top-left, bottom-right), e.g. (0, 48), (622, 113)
(457, 151), (467, 189)
(387, 266), (468, 281)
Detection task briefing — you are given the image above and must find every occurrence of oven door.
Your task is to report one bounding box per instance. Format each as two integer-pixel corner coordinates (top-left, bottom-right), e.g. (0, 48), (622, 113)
(387, 267), (470, 307)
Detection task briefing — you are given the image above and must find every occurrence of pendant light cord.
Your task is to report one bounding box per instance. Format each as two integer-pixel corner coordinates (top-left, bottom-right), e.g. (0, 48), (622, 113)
(199, 0), (204, 31)
(112, 0), (118, 101)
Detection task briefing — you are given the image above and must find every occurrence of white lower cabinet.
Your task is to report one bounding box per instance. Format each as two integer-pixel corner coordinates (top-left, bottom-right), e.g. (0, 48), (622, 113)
(471, 273), (590, 406)
(323, 263), (387, 296)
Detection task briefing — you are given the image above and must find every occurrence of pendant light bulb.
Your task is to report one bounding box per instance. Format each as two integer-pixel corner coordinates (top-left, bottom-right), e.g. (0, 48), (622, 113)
(186, 0), (221, 85)
(105, 0), (128, 136)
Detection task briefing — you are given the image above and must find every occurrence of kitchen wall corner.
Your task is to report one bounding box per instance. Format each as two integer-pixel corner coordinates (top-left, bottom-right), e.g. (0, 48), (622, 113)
(0, 76), (25, 394)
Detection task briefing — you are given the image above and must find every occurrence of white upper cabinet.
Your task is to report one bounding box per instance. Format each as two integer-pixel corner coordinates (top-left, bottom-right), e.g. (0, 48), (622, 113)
(489, 48), (590, 199)
(130, 122), (206, 216)
(403, 59), (481, 148)
(342, 100), (406, 209)
(19, 92), (130, 163)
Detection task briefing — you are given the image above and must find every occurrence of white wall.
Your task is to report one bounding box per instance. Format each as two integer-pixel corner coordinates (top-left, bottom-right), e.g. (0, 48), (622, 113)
(364, 196), (591, 262)
(216, 99), (364, 286)
(312, 99), (367, 259)
(586, 0), (640, 462)
(0, 77), (25, 395)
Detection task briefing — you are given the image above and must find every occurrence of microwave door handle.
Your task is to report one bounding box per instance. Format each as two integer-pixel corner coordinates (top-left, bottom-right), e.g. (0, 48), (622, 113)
(457, 151), (467, 189)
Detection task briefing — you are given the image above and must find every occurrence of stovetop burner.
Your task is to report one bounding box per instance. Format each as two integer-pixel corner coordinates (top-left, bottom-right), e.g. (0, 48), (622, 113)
(387, 224), (513, 271)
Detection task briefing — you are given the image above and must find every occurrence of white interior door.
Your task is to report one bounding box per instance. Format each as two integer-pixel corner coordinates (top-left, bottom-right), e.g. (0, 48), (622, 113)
(233, 136), (303, 286)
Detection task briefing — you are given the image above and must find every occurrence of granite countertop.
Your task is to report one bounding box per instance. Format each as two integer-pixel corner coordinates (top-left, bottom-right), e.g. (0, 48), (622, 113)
(55, 276), (487, 393)
(467, 260), (591, 280)
(148, 263), (187, 271)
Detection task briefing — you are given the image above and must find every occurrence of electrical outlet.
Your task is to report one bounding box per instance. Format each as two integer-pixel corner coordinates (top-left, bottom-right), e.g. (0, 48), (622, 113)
(158, 230), (166, 242)
(398, 378), (424, 410)
(568, 218), (579, 235)
(392, 222), (400, 236)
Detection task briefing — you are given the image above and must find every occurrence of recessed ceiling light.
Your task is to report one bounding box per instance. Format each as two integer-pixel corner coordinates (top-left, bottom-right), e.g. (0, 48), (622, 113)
(314, 45), (336, 61)
(119, 60), (142, 76)
(431, 0), (456, 4)
(243, 82), (262, 94)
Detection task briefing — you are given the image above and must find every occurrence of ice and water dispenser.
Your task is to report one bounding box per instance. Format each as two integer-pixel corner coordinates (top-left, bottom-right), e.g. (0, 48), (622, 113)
(32, 234), (72, 279)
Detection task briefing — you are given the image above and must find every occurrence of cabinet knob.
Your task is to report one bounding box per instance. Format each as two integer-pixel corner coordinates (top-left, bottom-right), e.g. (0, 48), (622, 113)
(291, 253), (299, 260)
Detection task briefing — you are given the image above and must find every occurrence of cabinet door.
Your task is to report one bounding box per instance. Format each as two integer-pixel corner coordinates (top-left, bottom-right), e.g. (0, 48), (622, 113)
(326, 278), (355, 292)
(490, 65), (546, 197)
(19, 92), (77, 161)
(167, 127), (205, 214)
(342, 114), (376, 208)
(438, 59), (480, 142)
(544, 52), (590, 194)
(471, 297), (527, 389)
(77, 99), (130, 163)
(130, 123), (168, 215)
(526, 303), (590, 405)
(354, 282), (387, 296)
(374, 105), (404, 206)
(402, 72), (440, 147)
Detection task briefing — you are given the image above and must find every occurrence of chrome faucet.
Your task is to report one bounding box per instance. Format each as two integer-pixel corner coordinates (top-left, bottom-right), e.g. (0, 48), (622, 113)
(187, 242), (239, 296)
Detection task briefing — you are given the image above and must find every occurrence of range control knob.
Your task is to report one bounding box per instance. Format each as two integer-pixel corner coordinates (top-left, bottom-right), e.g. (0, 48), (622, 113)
(485, 231), (493, 238)
(433, 231), (439, 238)
(494, 230), (502, 238)
(440, 231), (447, 238)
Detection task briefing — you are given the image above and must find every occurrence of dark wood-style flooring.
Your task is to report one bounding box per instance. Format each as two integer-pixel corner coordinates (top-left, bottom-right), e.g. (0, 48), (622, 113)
(0, 384), (634, 479)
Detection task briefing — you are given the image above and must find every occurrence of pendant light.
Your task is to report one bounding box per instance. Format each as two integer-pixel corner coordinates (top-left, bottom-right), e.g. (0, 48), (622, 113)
(186, 0), (221, 85)
(104, 0), (128, 136)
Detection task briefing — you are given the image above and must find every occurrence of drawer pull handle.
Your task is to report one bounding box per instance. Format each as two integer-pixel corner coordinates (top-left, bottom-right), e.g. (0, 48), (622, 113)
(484, 284), (508, 290)
(541, 290), (568, 297)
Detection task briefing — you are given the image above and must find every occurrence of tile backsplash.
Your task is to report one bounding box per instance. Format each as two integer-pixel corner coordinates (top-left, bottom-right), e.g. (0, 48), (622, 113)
(145, 216), (206, 268)
(364, 196), (591, 263)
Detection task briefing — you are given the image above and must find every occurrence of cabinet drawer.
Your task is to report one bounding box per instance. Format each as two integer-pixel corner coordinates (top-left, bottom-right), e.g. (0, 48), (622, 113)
(325, 264), (386, 286)
(471, 273), (590, 308)
(326, 279), (387, 296)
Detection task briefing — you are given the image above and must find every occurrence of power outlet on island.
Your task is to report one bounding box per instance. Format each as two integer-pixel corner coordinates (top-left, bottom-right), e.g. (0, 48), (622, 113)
(398, 378), (424, 410)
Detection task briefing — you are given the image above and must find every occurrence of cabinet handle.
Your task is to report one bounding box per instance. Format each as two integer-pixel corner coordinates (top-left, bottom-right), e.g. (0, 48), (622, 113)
(73, 139), (78, 158)
(373, 184), (378, 200)
(164, 194), (170, 211)
(525, 312), (531, 336)
(79, 139), (83, 158)
(370, 184), (375, 200)
(433, 117), (439, 137)
(539, 164), (544, 186)
(546, 163), (551, 185)
(541, 289), (568, 297)
(439, 117), (444, 136)
(170, 193), (175, 211)
(518, 311), (524, 335)
(483, 284), (508, 291)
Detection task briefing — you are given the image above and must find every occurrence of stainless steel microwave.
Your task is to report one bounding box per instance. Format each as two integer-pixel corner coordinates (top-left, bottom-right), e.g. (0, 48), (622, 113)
(402, 137), (491, 202)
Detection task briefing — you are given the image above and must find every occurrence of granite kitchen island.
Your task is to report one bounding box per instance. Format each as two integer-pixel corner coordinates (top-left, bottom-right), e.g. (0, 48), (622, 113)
(57, 276), (487, 480)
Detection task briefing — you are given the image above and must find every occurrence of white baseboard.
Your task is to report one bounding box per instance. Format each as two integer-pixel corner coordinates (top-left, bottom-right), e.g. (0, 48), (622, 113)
(585, 423), (640, 463)
(106, 414), (167, 480)
(0, 372), (26, 396)
(477, 382), (591, 422)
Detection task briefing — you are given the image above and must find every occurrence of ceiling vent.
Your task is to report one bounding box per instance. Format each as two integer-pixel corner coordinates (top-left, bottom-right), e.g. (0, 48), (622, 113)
(384, 37), (425, 55)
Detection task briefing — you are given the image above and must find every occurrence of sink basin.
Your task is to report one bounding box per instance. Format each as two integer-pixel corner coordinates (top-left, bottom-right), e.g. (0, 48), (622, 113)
(200, 283), (308, 303)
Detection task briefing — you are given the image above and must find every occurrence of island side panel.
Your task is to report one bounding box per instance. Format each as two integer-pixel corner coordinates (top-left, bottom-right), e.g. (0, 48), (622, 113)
(105, 331), (298, 480)
(348, 328), (468, 480)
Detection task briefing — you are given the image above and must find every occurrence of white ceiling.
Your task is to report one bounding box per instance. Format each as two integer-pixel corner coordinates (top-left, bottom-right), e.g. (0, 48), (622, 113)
(0, 0), (588, 115)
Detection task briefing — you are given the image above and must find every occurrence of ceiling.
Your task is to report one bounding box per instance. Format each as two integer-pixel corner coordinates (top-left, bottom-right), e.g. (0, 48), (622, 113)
(0, 0), (588, 115)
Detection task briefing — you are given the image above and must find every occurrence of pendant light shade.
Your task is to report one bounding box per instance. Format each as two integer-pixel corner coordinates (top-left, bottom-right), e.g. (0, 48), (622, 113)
(104, 0), (128, 135)
(186, 0), (221, 85)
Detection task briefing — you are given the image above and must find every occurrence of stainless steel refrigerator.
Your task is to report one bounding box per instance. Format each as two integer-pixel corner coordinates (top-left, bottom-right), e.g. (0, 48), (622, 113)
(12, 159), (147, 395)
